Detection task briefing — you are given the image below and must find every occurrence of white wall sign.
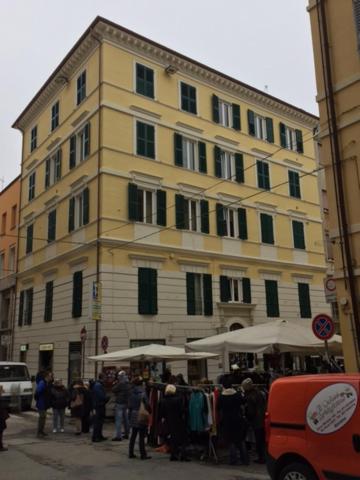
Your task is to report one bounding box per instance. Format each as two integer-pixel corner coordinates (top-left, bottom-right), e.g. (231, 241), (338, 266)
(306, 383), (358, 434)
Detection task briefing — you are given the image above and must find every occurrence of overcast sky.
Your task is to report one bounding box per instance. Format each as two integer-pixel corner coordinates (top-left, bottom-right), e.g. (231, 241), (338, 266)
(0, 0), (316, 188)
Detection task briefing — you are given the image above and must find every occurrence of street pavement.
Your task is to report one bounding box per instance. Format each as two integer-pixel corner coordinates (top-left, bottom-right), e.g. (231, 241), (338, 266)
(1, 411), (270, 480)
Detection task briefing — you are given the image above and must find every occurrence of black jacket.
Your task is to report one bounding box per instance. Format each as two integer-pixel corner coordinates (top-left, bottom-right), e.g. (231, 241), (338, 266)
(160, 394), (187, 444)
(50, 385), (69, 410)
(112, 379), (131, 405)
(218, 388), (247, 442)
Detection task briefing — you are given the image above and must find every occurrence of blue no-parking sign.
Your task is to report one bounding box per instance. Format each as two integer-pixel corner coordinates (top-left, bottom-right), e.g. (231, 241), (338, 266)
(312, 313), (335, 341)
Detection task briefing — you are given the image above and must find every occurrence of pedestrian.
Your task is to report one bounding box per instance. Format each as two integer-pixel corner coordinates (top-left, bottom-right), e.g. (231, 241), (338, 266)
(35, 370), (52, 438)
(92, 373), (109, 442)
(70, 379), (85, 435)
(160, 384), (189, 461)
(112, 370), (130, 441)
(241, 378), (267, 464)
(81, 381), (93, 434)
(128, 377), (151, 460)
(0, 386), (9, 452)
(218, 379), (249, 465)
(50, 379), (69, 433)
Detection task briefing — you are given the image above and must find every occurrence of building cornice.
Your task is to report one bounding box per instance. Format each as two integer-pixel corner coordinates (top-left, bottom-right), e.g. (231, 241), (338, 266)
(13, 17), (318, 132)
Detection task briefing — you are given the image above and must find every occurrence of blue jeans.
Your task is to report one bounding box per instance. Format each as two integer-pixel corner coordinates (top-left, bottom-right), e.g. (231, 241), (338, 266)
(52, 409), (65, 431)
(115, 404), (129, 439)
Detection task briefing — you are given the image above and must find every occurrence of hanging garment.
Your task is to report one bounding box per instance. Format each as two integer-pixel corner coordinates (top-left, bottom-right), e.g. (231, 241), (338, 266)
(188, 391), (207, 432)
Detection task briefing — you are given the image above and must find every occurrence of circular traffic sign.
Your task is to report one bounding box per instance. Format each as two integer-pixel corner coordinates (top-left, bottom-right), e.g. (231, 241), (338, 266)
(325, 278), (336, 292)
(312, 314), (335, 341)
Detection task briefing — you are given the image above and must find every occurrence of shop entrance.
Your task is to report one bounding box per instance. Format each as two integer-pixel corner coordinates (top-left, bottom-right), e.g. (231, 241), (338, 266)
(38, 349), (53, 372)
(68, 342), (82, 386)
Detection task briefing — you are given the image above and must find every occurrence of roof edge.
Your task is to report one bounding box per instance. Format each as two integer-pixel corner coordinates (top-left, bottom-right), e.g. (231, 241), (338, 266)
(0, 174), (21, 195)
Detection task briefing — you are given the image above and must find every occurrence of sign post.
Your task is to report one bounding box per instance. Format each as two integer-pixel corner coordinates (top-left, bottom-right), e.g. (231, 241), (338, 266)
(80, 327), (87, 379)
(312, 313), (335, 361)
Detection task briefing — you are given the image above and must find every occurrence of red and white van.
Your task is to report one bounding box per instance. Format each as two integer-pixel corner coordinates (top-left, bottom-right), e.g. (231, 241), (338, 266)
(266, 374), (360, 480)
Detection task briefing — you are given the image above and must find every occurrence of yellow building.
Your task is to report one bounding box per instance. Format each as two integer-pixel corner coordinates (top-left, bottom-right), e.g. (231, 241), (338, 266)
(308, 0), (360, 371)
(12, 17), (328, 382)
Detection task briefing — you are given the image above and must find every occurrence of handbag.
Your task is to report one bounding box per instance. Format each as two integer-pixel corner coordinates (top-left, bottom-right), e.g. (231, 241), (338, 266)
(137, 399), (150, 426)
(70, 392), (83, 409)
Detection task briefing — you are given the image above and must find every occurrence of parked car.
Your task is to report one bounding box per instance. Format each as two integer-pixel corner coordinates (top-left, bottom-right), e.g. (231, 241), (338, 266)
(0, 362), (33, 410)
(266, 374), (360, 480)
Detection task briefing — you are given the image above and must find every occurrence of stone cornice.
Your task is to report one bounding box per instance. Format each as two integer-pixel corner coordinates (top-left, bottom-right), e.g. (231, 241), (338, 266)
(13, 17), (318, 132)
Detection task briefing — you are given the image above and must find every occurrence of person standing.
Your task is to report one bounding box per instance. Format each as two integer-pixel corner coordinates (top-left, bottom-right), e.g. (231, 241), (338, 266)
(70, 380), (85, 435)
(35, 371), (52, 438)
(112, 371), (130, 441)
(218, 379), (249, 466)
(50, 379), (69, 433)
(81, 381), (93, 434)
(128, 377), (151, 460)
(92, 373), (109, 442)
(241, 378), (267, 464)
(0, 386), (9, 452)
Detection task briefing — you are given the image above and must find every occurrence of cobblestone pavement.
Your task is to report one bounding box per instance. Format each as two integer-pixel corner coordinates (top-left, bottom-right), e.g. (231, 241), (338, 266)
(1, 411), (270, 480)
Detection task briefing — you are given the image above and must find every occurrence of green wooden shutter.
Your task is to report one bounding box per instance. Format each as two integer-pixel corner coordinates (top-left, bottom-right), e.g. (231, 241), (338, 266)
(44, 281), (53, 322)
(235, 153), (244, 183)
(242, 278), (251, 304)
(257, 161), (270, 190)
(216, 203), (225, 236)
(238, 208), (248, 240)
(260, 213), (274, 244)
(137, 121), (146, 156)
(265, 280), (279, 317)
(175, 194), (185, 229)
(156, 190), (166, 226)
(298, 283), (311, 318)
(18, 291), (24, 326)
(55, 149), (62, 181)
(232, 104), (241, 130)
(200, 200), (209, 234)
(214, 146), (222, 178)
(212, 94), (220, 123)
(26, 224), (33, 254)
(266, 117), (274, 143)
(279, 122), (287, 148)
(128, 183), (139, 221)
(82, 187), (89, 225)
(68, 197), (75, 232)
(147, 124), (155, 158)
(45, 159), (50, 188)
(293, 221), (305, 249)
(295, 129), (304, 153)
(186, 272), (196, 315)
(138, 268), (158, 315)
(26, 288), (33, 325)
(289, 170), (301, 198)
(48, 210), (56, 242)
(150, 268), (158, 314)
(198, 141), (207, 173)
(84, 123), (90, 158)
(203, 274), (213, 316)
(69, 135), (76, 169)
(174, 133), (183, 166)
(248, 110), (255, 136)
(220, 275), (230, 302)
(72, 271), (83, 318)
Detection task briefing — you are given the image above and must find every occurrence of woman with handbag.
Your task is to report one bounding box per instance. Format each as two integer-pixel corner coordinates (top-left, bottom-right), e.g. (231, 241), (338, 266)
(0, 386), (9, 452)
(70, 380), (85, 435)
(128, 377), (152, 460)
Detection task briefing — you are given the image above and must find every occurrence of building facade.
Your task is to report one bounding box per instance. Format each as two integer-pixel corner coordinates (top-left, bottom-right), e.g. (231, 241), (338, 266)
(12, 17), (329, 382)
(308, 0), (360, 371)
(0, 175), (20, 360)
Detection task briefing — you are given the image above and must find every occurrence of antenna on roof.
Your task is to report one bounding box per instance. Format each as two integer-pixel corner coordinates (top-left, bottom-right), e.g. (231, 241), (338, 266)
(264, 85), (269, 93)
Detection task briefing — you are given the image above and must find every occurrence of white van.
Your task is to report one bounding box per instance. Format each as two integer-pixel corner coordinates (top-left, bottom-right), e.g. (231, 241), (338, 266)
(0, 362), (33, 410)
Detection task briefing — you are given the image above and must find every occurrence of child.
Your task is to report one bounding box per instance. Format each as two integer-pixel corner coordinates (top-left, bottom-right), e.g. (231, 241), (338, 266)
(0, 386), (9, 452)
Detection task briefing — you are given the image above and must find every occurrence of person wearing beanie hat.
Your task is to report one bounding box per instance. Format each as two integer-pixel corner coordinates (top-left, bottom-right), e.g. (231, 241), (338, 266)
(160, 384), (189, 461)
(241, 378), (253, 391)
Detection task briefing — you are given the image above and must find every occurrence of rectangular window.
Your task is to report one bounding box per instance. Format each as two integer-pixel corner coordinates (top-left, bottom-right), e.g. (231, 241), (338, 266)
(257, 160), (270, 190)
(265, 280), (280, 317)
(0, 253), (4, 278)
(280, 123), (303, 153)
(26, 224), (33, 254)
(72, 271), (83, 318)
(69, 123), (90, 169)
(175, 194), (208, 233)
(182, 198), (200, 232)
(216, 204), (248, 239)
(138, 267), (158, 315)
(11, 205), (17, 229)
(44, 281), (54, 322)
(186, 273), (213, 316)
(8, 245), (16, 272)
(18, 288), (33, 326)
(221, 207), (238, 238)
(28, 172), (36, 201)
(45, 149), (62, 188)
(47, 209), (57, 243)
(183, 137), (197, 171)
(298, 282), (311, 318)
(260, 213), (274, 244)
(136, 121), (155, 159)
(30, 126), (37, 152)
(76, 70), (86, 105)
(292, 220), (305, 250)
(174, 133), (207, 173)
(128, 184), (166, 227)
(1, 213), (6, 235)
(288, 170), (301, 198)
(51, 101), (59, 131)
(248, 110), (274, 142)
(180, 82), (197, 114)
(255, 114), (267, 140)
(68, 188), (89, 232)
(136, 63), (154, 98)
(219, 99), (232, 127)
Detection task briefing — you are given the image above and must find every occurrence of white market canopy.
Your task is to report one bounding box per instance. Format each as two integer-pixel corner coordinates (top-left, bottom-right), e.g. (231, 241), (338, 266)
(88, 344), (218, 362)
(185, 319), (343, 355)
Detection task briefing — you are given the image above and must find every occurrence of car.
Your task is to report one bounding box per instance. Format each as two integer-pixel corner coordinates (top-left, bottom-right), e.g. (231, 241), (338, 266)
(266, 374), (360, 480)
(0, 361), (33, 411)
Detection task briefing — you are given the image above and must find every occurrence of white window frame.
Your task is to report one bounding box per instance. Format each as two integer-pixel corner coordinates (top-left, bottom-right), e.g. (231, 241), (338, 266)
(137, 187), (157, 225)
(229, 277), (243, 303)
(220, 150), (235, 180)
(74, 191), (86, 230)
(51, 101), (59, 131)
(182, 136), (199, 171)
(28, 172), (36, 201)
(254, 113), (267, 141)
(219, 99), (232, 127)
(223, 206), (238, 238)
(46, 150), (61, 187)
(284, 125), (297, 151)
(183, 198), (201, 232)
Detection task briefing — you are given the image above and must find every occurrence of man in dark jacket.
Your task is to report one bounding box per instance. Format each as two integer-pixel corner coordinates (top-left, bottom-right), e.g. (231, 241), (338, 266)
(0, 386), (9, 452)
(35, 371), (52, 438)
(92, 373), (109, 442)
(112, 371), (130, 441)
(50, 379), (69, 433)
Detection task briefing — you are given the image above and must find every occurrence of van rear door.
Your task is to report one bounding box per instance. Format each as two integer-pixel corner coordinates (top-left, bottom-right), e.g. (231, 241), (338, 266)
(306, 380), (360, 477)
